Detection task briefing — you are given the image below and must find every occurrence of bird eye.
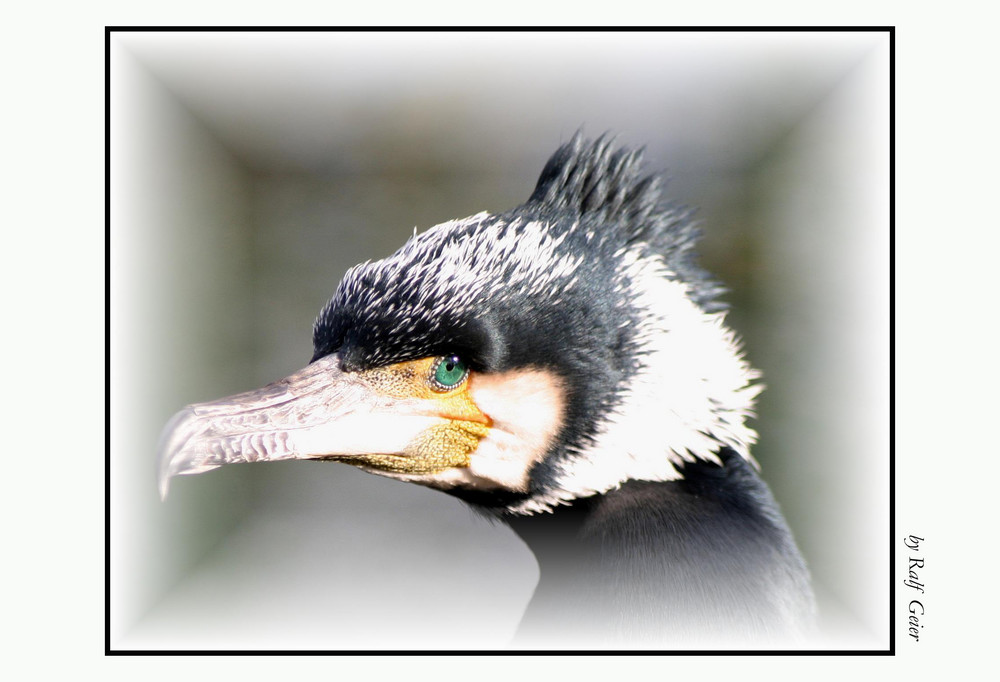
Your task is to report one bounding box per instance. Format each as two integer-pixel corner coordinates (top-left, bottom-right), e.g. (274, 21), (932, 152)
(431, 355), (469, 391)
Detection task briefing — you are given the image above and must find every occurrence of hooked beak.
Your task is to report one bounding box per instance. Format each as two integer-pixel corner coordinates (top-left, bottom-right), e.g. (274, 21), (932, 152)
(157, 355), (444, 499)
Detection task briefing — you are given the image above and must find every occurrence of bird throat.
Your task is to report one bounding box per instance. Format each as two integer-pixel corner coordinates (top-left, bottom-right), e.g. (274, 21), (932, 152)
(338, 419), (490, 474)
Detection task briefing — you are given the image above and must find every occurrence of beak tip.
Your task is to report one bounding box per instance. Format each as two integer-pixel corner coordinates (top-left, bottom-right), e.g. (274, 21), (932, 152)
(156, 406), (198, 502)
(157, 447), (177, 501)
(158, 473), (171, 501)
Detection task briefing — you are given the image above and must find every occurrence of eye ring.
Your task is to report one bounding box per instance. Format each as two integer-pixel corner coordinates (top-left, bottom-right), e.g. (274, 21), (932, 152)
(430, 355), (469, 392)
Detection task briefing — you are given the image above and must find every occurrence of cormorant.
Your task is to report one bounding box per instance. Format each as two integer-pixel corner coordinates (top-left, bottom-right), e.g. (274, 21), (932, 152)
(158, 133), (815, 648)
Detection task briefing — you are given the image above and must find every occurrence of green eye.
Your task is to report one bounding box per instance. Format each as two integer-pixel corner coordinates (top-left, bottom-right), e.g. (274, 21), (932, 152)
(431, 355), (469, 391)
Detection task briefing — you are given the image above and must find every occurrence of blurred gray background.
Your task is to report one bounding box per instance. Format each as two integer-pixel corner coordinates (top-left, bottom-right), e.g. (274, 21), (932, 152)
(110, 30), (889, 649)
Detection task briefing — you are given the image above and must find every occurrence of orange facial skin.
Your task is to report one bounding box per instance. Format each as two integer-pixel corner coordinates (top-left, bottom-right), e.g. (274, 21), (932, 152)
(339, 357), (492, 474)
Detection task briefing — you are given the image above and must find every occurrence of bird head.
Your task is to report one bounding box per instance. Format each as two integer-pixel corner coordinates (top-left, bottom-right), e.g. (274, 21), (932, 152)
(158, 134), (762, 515)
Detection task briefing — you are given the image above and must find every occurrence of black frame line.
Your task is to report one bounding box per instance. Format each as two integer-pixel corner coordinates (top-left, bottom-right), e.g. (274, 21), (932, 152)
(105, 25), (895, 657)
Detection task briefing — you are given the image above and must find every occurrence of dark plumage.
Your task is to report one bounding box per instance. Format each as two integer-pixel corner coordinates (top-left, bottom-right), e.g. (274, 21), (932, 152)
(523, 133), (726, 311)
(510, 450), (814, 646)
(158, 132), (815, 648)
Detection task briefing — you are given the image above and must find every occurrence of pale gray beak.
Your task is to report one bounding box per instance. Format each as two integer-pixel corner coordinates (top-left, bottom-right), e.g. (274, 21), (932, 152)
(157, 354), (438, 499)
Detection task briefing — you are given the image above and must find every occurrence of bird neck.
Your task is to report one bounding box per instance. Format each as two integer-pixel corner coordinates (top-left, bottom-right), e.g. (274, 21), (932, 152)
(504, 495), (600, 568)
(501, 450), (817, 647)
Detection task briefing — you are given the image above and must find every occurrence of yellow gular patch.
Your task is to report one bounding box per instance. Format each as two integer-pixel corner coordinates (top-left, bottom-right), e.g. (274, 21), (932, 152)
(346, 357), (492, 474)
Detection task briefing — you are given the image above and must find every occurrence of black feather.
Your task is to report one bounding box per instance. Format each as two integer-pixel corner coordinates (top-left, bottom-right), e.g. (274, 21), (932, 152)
(522, 132), (726, 312)
(508, 449), (815, 646)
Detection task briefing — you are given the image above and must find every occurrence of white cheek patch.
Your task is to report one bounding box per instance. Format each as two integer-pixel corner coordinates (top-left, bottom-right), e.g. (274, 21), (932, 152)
(465, 369), (566, 491)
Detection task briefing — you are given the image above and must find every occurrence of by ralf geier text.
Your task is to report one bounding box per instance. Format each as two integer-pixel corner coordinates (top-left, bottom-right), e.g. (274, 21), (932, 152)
(904, 534), (925, 642)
